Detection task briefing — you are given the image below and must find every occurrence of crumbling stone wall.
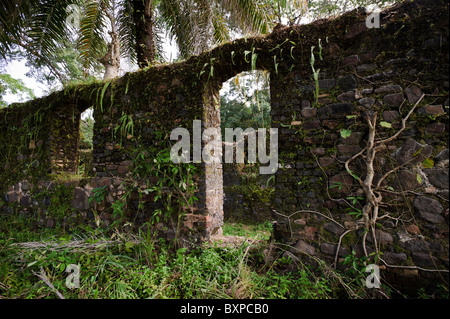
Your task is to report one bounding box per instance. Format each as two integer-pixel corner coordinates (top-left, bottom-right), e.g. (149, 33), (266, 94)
(0, 0), (448, 287)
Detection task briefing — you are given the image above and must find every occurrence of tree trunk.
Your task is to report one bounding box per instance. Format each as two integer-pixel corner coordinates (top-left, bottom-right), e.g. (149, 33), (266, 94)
(100, 2), (121, 80)
(100, 32), (120, 80)
(131, 0), (156, 68)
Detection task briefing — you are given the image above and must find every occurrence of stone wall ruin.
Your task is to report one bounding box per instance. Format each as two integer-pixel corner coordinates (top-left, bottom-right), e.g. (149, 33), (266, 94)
(0, 0), (448, 291)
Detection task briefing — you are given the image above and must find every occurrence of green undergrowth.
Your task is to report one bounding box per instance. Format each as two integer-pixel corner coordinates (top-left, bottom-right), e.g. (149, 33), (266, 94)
(1, 216), (444, 299)
(0, 215), (352, 300)
(222, 220), (273, 241)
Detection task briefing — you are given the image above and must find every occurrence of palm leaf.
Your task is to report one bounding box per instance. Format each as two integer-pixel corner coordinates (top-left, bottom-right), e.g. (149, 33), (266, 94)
(116, 0), (137, 62)
(219, 0), (272, 35)
(27, 0), (77, 57)
(0, 0), (33, 57)
(77, 0), (107, 71)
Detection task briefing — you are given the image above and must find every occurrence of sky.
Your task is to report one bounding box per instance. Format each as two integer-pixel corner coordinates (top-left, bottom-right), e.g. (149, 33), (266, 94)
(3, 59), (46, 104)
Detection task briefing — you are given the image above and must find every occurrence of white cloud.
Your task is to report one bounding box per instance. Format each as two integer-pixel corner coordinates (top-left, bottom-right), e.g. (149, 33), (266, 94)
(3, 59), (45, 104)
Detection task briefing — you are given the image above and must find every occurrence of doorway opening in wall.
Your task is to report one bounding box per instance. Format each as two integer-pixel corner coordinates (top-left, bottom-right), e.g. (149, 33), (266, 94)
(219, 70), (275, 244)
(79, 107), (94, 177)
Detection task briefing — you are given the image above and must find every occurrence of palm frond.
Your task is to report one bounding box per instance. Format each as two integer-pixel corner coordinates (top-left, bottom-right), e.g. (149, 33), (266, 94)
(210, 6), (231, 45)
(219, 0), (272, 35)
(153, 14), (167, 62)
(158, 0), (190, 58)
(77, 0), (107, 71)
(0, 0), (33, 57)
(117, 0), (136, 62)
(27, 0), (80, 58)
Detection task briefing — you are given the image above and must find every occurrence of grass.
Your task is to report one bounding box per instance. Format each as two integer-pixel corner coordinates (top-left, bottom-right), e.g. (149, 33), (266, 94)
(222, 220), (272, 241)
(0, 215), (344, 299)
(1, 215), (445, 299)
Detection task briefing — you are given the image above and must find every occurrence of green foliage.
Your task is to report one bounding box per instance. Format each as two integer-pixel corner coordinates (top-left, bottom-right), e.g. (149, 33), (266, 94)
(220, 71), (271, 137)
(114, 112), (134, 145)
(341, 249), (384, 296)
(79, 115), (94, 150)
(0, 73), (35, 107)
(340, 129), (352, 139)
(2, 213), (444, 299)
(346, 196), (364, 219)
(222, 221), (273, 241)
(379, 121), (392, 128)
(89, 185), (108, 205)
(132, 146), (199, 226)
(0, 215), (334, 299)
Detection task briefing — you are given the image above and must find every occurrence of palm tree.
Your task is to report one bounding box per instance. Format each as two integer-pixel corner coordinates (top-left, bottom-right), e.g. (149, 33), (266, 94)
(0, 0), (308, 80)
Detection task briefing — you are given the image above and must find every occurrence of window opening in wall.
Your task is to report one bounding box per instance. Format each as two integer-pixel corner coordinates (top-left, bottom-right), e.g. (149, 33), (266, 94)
(220, 70), (271, 138)
(79, 107), (94, 177)
(219, 70), (274, 244)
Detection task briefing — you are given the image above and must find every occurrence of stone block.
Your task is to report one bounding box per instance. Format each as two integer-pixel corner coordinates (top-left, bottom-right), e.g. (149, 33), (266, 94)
(320, 243), (349, 257)
(72, 187), (90, 210)
(20, 195), (30, 207)
(358, 97), (375, 108)
(6, 191), (18, 203)
(382, 110), (400, 122)
(412, 252), (441, 268)
(424, 169), (449, 189)
(383, 93), (405, 106)
(302, 120), (321, 130)
(404, 86), (423, 104)
(383, 252), (407, 265)
(393, 170), (421, 191)
(291, 240), (316, 256)
(318, 157), (335, 167)
(425, 123), (445, 136)
(337, 144), (362, 155)
(418, 105), (445, 116)
(340, 131), (364, 145)
(366, 230), (394, 244)
(356, 64), (376, 72)
(311, 147), (325, 156)
(337, 91), (356, 102)
(413, 196), (444, 224)
(405, 224), (421, 235)
(322, 119), (339, 130)
(393, 139), (433, 165)
(374, 85), (403, 94)
(323, 222), (345, 236)
(318, 79), (335, 90)
(318, 103), (354, 118)
(118, 166), (129, 175)
(337, 75), (358, 91)
(342, 54), (360, 66)
(300, 107), (317, 118)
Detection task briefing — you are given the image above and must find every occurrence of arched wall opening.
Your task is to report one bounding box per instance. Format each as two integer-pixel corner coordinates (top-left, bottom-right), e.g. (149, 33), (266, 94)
(220, 70), (274, 240)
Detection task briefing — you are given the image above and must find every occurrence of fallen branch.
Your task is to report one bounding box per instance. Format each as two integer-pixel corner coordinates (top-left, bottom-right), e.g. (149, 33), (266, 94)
(10, 239), (126, 252)
(32, 267), (65, 299)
